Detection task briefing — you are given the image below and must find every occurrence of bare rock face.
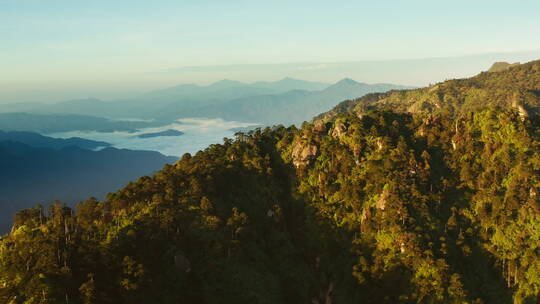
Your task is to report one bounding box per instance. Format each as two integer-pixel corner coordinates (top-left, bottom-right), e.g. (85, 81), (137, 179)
(400, 241), (406, 254)
(292, 142), (318, 168)
(331, 122), (347, 138)
(516, 104), (529, 120)
(488, 62), (520, 73)
(352, 143), (363, 162)
(360, 207), (371, 225)
(376, 138), (384, 151)
(417, 126), (426, 137)
(313, 120), (327, 134)
(512, 92), (529, 121)
(417, 115), (434, 137)
(376, 187), (390, 211)
(530, 188), (538, 198)
(450, 117), (467, 150)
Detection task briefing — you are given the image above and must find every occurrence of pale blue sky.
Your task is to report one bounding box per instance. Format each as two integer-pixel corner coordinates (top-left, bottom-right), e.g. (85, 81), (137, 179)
(2, 0), (540, 102)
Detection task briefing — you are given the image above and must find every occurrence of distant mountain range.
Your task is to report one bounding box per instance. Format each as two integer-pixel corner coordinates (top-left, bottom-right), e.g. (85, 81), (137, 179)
(0, 130), (110, 150)
(0, 77), (411, 128)
(319, 60), (540, 121)
(0, 112), (165, 133)
(165, 78), (412, 125)
(137, 129), (184, 138)
(0, 132), (176, 232)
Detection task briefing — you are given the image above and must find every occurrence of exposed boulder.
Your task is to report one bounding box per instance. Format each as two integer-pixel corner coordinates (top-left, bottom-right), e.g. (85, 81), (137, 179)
(400, 241), (406, 254)
(512, 92), (529, 120)
(417, 115), (435, 136)
(376, 187), (390, 211)
(516, 104), (529, 120)
(451, 139), (457, 150)
(313, 120), (327, 134)
(360, 207), (371, 225)
(292, 141), (319, 168)
(530, 188), (538, 198)
(376, 138), (385, 151)
(331, 122), (347, 138)
(488, 62), (520, 73)
(451, 117), (466, 150)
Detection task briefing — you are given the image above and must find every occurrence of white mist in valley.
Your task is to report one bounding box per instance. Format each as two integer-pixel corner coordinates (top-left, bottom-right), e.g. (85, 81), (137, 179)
(49, 118), (260, 157)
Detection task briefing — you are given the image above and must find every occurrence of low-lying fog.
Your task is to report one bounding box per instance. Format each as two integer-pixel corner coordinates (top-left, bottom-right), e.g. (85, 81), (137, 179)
(49, 118), (260, 157)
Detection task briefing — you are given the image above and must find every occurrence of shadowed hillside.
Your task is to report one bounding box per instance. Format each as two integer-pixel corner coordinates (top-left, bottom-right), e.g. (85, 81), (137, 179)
(0, 137), (176, 233)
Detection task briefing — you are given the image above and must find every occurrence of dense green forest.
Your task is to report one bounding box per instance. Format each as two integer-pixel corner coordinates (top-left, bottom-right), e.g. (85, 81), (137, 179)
(1, 61), (540, 303)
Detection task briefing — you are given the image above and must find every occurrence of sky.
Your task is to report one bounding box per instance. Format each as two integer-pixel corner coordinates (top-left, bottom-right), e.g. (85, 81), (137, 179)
(2, 0), (540, 103)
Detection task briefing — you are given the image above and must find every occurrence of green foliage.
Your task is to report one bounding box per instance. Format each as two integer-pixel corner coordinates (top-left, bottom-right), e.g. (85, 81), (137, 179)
(2, 61), (540, 303)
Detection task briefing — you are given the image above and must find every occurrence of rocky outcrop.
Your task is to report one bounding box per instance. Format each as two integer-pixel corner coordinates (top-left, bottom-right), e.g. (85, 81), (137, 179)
(451, 139), (457, 150)
(376, 138), (385, 151)
(400, 241), (406, 254)
(376, 187), (390, 211)
(512, 92), (529, 121)
(313, 120), (327, 135)
(488, 62), (520, 73)
(331, 122), (347, 138)
(292, 141), (318, 168)
(451, 116), (466, 150)
(516, 104), (529, 120)
(360, 207), (371, 225)
(417, 115), (434, 137)
(530, 188), (538, 198)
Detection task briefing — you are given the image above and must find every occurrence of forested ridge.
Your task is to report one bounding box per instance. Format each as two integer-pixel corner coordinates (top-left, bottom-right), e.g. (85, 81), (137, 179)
(2, 61), (540, 304)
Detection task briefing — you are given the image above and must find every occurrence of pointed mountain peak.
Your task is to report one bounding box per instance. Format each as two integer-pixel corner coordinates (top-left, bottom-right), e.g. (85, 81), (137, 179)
(277, 76), (297, 82)
(324, 78), (364, 91)
(335, 78), (360, 85)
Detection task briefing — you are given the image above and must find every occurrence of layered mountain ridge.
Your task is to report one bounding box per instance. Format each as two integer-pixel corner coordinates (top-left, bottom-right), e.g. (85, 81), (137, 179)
(319, 59), (540, 120)
(1, 61), (540, 303)
(0, 78), (410, 127)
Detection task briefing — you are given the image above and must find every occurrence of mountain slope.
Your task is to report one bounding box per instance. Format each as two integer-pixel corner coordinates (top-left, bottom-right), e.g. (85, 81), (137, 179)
(2, 61), (540, 303)
(488, 62), (520, 72)
(320, 59), (540, 120)
(0, 139), (176, 233)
